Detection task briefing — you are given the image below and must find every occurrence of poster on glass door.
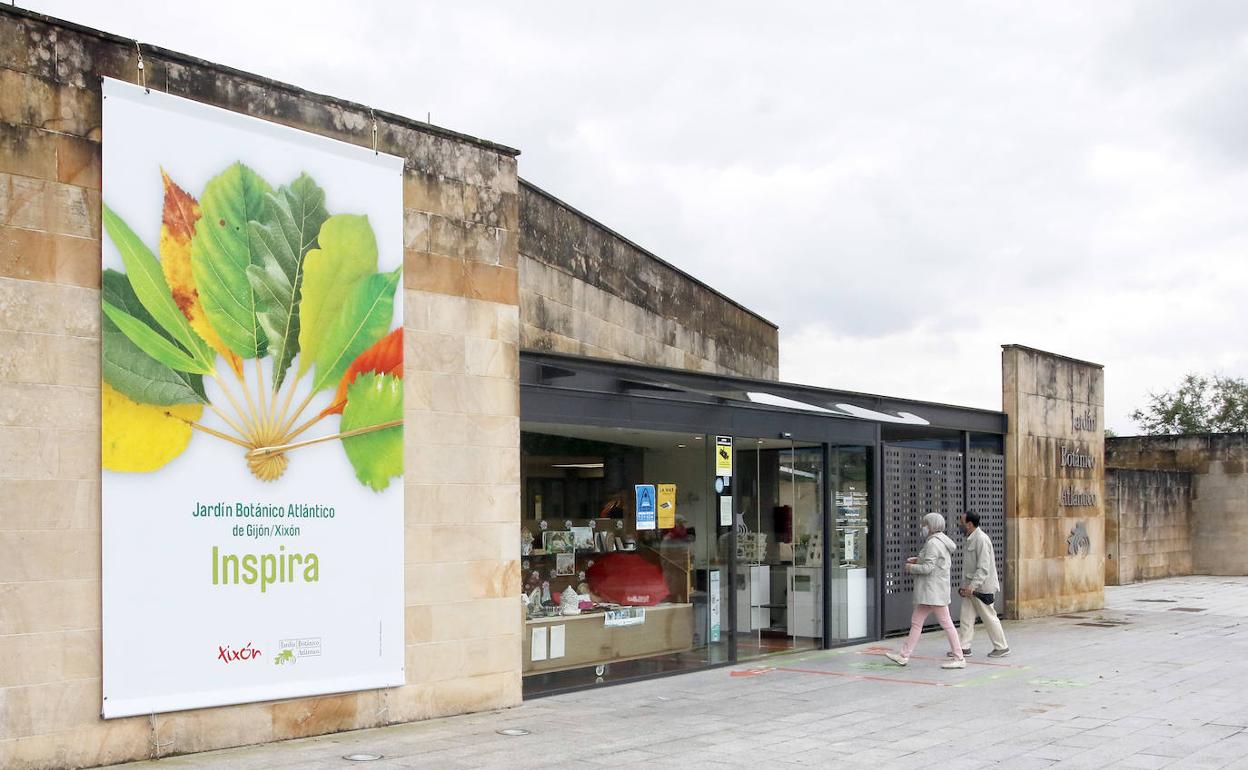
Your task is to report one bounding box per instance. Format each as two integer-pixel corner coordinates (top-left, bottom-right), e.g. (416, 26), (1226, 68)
(99, 78), (404, 717)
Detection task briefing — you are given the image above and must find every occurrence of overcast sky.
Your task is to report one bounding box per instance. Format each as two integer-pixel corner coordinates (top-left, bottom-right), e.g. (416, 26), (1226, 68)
(28, 1), (1248, 433)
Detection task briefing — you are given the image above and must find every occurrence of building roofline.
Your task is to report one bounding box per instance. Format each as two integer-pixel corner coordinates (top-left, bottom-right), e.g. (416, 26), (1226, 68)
(1, 5), (520, 158)
(520, 179), (779, 331)
(1002, 344), (1104, 370)
(522, 349), (1008, 422)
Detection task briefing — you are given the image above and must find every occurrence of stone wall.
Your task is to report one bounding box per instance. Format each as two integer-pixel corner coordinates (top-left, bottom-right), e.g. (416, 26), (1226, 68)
(1104, 468), (1193, 585)
(1106, 434), (1248, 576)
(0, 7), (521, 768)
(1001, 345), (1105, 619)
(518, 181), (779, 380)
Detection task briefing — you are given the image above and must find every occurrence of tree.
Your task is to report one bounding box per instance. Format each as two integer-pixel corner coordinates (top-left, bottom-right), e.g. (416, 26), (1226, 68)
(1130, 374), (1248, 435)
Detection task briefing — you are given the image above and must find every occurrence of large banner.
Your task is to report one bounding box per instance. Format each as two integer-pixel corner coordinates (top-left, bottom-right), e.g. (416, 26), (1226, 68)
(100, 78), (405, 718)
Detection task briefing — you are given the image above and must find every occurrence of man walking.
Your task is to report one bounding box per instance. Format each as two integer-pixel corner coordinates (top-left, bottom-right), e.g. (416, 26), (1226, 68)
(954, 512), (1010, 658)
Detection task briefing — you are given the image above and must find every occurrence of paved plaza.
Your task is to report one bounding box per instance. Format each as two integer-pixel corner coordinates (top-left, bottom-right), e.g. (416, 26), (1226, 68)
(109, 576), (1248, 769)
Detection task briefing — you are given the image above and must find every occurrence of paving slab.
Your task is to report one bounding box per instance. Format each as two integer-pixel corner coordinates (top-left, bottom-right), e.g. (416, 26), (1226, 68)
(103, 576), (1248, 769)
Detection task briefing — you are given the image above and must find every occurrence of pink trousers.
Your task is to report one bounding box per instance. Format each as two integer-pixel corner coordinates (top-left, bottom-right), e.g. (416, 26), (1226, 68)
(900, 603), (964, 660)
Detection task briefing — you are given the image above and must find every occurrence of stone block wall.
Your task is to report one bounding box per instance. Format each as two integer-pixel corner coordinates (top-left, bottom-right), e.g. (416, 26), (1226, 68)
(1104, 469), (1193, 585)
(1002, 345), (1105, 619)
(0, 7), (521, 768)
(518, 181), (779, 380)
(1107, 434), (1248, 576)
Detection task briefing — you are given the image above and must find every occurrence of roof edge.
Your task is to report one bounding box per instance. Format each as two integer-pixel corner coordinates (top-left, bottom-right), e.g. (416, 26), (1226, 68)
(522, 349), (1008, 420)
(519, 179), (779, 330)
(1, 5), (520, 158)
(1002, 344), (1104, 370)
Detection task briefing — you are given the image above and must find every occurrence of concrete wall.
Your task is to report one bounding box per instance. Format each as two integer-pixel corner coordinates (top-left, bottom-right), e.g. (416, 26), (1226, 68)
(1002, 345), (1105, 619)
(1106, 434), (1248, 576)
(0, 8), (521, 768)
(1104, 469), (1193, 585)
(518, 181), (779, 380)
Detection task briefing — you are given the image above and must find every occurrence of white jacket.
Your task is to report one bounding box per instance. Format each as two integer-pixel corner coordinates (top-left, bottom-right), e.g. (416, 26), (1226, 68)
(961, 527), (1000, 594)
(905, 532), (957, 606)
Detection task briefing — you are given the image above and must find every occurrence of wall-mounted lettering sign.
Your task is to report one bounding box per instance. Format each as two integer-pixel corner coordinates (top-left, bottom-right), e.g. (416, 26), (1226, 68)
(1060, 487), (1098, 507)
(1059, 445), (1096, 469)
(1072, 409), (1096, 432)
(100, 78), (404, 718)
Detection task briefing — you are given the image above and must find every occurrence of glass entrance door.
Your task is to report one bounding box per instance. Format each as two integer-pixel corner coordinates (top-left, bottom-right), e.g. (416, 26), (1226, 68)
(732, 438), (824, 660)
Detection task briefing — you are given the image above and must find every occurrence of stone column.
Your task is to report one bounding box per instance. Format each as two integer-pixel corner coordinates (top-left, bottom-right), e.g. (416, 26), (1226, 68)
(1002, 345), (1105, 619)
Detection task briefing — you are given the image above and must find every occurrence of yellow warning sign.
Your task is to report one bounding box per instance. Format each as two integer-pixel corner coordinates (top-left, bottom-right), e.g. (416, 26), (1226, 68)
(715, 436), (732, 477)
(657, 484), (676, 529)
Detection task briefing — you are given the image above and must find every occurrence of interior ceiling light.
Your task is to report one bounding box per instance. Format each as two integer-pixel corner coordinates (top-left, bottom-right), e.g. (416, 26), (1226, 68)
(677, 444), (687, 448)
(551, 463), (605, 469)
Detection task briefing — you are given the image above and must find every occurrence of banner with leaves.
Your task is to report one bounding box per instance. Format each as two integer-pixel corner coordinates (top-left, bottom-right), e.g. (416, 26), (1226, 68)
(100, 78), (405, 718)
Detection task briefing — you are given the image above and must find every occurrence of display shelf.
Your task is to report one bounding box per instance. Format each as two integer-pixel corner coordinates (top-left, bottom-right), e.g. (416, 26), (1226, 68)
(522, 603), (694, 675)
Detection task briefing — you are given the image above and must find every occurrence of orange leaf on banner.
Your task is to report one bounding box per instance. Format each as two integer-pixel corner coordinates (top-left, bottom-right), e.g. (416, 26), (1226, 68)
(159, 170), (243, 376)
(319, 328), (404, 417)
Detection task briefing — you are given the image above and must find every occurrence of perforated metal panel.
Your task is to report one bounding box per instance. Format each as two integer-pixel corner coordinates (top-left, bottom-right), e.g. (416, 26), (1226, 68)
(968, 453), (1007, 592)
(883, 446), (965, 634)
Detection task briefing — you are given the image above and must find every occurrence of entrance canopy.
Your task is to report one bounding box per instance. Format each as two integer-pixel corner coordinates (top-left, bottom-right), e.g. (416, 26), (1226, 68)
(521, 352), (1008, 438)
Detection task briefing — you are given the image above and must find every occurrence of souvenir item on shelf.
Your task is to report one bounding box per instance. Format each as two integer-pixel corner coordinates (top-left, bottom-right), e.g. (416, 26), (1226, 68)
(543, 530), (575, 554)
(540, 581), (552, 604)
(560, 586), (581, 615)
(570, 527), (593, 550)
(555, 553), (575, 576)
(521, 528), (533, 556)
(586, 552), (670, 606)
(526, 587), (542, 617)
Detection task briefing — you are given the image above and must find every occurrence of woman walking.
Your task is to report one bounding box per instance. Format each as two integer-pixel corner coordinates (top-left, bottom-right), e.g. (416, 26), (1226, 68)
(886, 512), (966, 669)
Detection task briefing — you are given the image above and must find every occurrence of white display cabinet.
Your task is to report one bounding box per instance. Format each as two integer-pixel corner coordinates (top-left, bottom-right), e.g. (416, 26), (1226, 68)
(830, 566), (868, 640)
(786, 566), (822, 638)
(735, 564), (770, 632)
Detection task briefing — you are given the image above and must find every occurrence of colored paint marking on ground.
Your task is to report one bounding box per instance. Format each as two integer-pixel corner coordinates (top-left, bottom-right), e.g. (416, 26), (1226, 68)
(1026, 676), (1086, 688)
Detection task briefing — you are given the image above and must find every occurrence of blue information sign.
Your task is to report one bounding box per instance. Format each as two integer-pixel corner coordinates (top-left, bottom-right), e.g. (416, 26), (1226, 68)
(635, 484), (656, 531)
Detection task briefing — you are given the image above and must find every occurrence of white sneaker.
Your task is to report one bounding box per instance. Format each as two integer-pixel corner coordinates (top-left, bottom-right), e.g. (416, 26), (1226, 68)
(941, 658), (966, 669)
(884, 652), (909, 666)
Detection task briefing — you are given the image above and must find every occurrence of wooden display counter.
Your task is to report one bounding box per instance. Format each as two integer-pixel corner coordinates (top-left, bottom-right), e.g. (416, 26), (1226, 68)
(522, 603), (694, 675)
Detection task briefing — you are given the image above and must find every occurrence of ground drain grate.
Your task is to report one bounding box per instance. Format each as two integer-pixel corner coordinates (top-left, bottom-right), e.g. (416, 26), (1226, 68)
(1135, 599), (1177, 603)
(1056, 614), (1089, 619)
(1077, 622), (1122, 628)
(1169, 607), (1207, 613)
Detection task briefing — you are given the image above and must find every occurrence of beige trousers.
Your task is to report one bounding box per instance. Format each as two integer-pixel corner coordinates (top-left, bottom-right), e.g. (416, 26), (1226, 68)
(957, 594), (1008, 650)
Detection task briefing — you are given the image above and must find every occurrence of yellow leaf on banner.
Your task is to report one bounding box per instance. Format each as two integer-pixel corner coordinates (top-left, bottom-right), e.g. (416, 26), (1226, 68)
(102, 382), (203, 472)
(159, 170), (242, 376)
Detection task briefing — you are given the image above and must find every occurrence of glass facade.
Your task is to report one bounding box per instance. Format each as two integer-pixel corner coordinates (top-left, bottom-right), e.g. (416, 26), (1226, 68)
(521, 425), (728, 694)
(520, 423), (878, 695)
(518, 352), (1007, 696)
(731, 439), (824, 659)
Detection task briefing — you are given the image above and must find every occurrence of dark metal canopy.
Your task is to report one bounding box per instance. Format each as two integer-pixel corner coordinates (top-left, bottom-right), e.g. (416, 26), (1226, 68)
(520, 352), (1007, 436)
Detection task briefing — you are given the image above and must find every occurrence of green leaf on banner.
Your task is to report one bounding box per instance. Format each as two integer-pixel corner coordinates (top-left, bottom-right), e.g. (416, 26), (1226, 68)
(102, 204), (213, 367)
(297, 214), (378, 378)
(311, 267), (399, 393)
(101, 269), (206, 405)
(340, 372), (403, 491)
(103, 300), (214, 375)
(246, 174), (329, 390)
(191, 162), (272, 359)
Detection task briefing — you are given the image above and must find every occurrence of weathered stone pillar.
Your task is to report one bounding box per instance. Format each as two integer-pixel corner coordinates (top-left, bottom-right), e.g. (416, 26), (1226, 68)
(1002, 345), (1105, 619)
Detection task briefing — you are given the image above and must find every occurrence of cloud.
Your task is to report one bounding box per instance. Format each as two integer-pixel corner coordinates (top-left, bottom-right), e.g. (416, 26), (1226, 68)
(25, 0), (1248, 434)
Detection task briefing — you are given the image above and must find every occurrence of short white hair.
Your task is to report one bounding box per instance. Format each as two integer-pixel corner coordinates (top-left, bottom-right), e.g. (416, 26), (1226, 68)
(922, 512), (946, 533)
